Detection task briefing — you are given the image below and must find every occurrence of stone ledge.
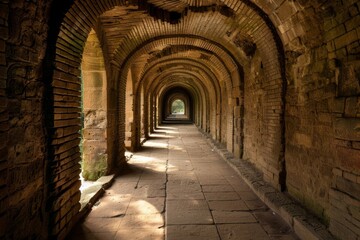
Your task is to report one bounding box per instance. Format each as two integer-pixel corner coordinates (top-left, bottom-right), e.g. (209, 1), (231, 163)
(198, 128), (335, 240)
(62, 174), (115, 239)
(80, 175), (114, 207)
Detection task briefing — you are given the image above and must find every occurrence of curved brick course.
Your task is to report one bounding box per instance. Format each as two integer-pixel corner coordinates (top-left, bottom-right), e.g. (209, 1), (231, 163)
(1, 0), (359, 239)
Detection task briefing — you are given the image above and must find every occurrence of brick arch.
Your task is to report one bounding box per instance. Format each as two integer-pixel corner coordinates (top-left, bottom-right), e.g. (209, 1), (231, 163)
(44, 0), (287, 238)
(129, 67), (208, 149)
(145, 77), (206, 139)
(108, 3), (286, 181)
(164, 91), (192, 120)
(157, 80), (205, 126)
(138, 52), (229, 123)
(44, 1), (132, 238)
(117, 37), (242, 150)
(155, 72), (211, 120)
(140, 59), (220, 139)
(144, 66), (217, 140)
(144, 68), (215, 141)
(119, 37), (240, 97)
(122, 35), (285, 190)
(127, 44), (228, 149)
(137, 46), (234, 94)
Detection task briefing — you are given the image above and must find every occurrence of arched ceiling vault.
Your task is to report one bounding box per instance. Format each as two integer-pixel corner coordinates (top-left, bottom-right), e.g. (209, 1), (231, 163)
(59, 0), (285, 81)
(58, 0), (284, 104)
(117, 36), (243, 99)
(145, 67), (217, 97)
(139, 56), (224, 98)
(156, 80), (204, 109)
(138, 45), (237, 86)
(148, 70), (212, 105)
(92, 1), (283, 96)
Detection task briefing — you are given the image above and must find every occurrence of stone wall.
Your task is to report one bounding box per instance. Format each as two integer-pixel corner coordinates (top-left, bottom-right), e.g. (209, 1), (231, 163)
(1, 0), (51, 239)
(280, 0), (360, 236)
(1, 0), (359, 239)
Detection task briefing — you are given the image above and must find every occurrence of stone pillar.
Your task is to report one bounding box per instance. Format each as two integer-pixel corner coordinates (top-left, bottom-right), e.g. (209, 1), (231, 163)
(81, 30), (108, 181)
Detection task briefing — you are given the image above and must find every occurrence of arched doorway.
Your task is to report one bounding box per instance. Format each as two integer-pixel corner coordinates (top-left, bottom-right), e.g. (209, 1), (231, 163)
(171, 99), (185, 115)
(80, 29), (108, 181)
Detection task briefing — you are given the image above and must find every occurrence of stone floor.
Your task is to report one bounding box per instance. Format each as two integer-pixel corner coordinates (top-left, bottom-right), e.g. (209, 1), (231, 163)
(67, 124), (299, 240)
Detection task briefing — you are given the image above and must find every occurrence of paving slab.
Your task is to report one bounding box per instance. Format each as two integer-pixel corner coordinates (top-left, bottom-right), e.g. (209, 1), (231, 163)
(208, 200), (249, 211)
(244, 198), (269, 211)
(67, 124), (298, 240)
(87, 196), (131, 218)
(254, 211), (293, 235)
(167, 192), (205, 200)
(166, 225), (220, 240)
(126, 197), (165, 214)
(204, 192), (241, 201)
(118, 213), (164, 228)
(217, 223), (270, 240)
(201, 184), (235, 192)
(115, 229), (164, 240)
(212, 211), (258, 224)
(166, 199), (213, 225)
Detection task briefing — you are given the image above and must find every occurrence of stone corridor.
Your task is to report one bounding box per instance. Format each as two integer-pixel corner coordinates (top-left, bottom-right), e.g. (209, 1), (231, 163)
(3, 1), (360, 239)
(68, 125), (297, 240)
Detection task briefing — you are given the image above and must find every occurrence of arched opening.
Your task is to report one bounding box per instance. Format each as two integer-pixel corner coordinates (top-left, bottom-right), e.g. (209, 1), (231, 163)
(159, 86), (194, 124)
(171, 99), (185, 115)
(42, 2), (288, 238)
(80, 29), (108, 181)
(125, 69), (134, 151)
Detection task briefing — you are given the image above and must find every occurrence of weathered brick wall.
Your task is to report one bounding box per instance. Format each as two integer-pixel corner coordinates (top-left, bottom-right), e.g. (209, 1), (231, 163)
(278, 1), (360, 237)
(0, 2), (9, 238)
(1, 0), (51, 239)
(325, 1), (360, 238)
(243, 52), (267, 178)
(2, 1), (358, 239)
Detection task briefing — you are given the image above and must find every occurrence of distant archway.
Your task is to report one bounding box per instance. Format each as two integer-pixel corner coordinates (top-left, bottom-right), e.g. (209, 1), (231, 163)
(171, 99), (185, 114)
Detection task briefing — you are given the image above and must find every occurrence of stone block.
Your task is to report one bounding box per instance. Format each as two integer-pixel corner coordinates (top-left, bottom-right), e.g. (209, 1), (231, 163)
(330, 219), (358, 240)
(217, 223), (269, 240)
(204, 192), (240, 201)
(345, 97), (359, 117)
(325, 24), (346, 41)
(276, 1), (296, 21)
(234, 106), (240, 117)
(166, 225), (219, 240)
(82, 71), (105, 87)
(329, 207), (360, 236)
(53, 138), (81, 155)
(208, 200), (248, 211)
(294, 132), (312, 148)
(293, 217), (319, 240)
(337, 60), (360, 97)
(344, 171), (358, 183)
(334, 118), (360, 141)
(330, 97), (345, 113)
(83, 128), (106, 141)
(334, 176), (360, 200)
(332, 168), (343, 177)
(317, 113), (332, 124)
(335, 30), (358, 49)
(116, 228), (163, 240)
(337, 146), (360, 172)
(353, 141), (360, 149)
(166, 199), (213, 225)
(212, 211), (257, 224)
(345, 14), (360, 31)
